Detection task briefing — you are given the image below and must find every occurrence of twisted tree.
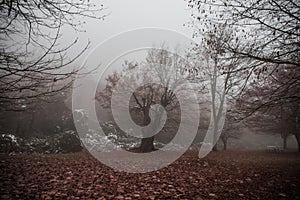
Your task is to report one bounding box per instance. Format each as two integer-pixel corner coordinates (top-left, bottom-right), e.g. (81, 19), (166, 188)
(97, 47), (193, 152)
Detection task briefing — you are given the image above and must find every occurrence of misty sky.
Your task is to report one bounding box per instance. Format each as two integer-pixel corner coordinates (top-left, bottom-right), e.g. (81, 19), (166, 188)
(89, 0), (193, 42)
(62, 0), (194, 67)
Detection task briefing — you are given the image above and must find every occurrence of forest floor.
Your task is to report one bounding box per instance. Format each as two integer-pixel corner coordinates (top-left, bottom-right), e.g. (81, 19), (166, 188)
(1, 150), (300, 199)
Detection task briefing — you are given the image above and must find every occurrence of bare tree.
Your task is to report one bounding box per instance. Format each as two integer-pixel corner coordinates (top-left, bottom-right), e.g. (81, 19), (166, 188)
(236, 70), (300, 151)
(0, 0), (108, 110)
(187, 0), (300, 109)
(189, 24), (246, 151)
(97, 47), (193, 152)
(187, 0), (300, 152)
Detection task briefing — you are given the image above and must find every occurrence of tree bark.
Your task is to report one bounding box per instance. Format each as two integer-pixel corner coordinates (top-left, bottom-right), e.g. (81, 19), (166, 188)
(212, 144), (218, 151)
(139, 106), (156, 152)
(222, 137), (227, 151)
(140, 136), (155, 152)
(295, 132), (300, 153)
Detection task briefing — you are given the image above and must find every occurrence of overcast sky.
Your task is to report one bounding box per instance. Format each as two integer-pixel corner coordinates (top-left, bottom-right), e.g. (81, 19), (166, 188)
(89, 0), (193, 42)
(63, 0), (194, 67)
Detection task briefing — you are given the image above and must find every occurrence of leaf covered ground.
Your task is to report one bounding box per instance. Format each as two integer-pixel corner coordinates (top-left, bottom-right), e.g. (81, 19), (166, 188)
(1, 150), (299, 199)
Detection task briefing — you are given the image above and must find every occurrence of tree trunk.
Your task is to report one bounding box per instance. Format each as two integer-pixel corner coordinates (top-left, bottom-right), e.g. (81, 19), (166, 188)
(212, 143), (218, 151)
(295, 132), (300, 153)
(283, 135), (288, 150)
(140, 136), (155, 152)
(222, 137), (227, 151)
(139, 106), (156, 152)
(212, 128), (219, 151)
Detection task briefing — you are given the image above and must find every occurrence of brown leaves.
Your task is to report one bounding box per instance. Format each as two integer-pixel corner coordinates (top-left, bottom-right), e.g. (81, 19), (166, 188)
(0, 151), (299, 199)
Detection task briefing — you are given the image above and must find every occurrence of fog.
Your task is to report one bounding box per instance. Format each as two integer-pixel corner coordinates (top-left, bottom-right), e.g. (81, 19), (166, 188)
(229, 130), (298, 150)
(60, 0), (194, 68)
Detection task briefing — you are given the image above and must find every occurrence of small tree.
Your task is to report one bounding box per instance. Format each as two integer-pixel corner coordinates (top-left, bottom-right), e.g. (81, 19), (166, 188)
(236, 68), (300, 151)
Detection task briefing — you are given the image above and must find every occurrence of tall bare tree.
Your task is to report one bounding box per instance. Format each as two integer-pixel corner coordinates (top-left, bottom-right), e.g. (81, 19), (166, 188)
(0, 0), (108, 110)
(187, 0), (300, 152)
(189, 23), (246, 151)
